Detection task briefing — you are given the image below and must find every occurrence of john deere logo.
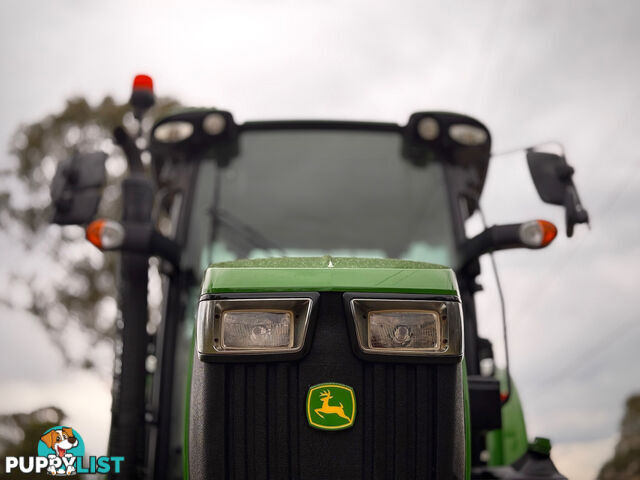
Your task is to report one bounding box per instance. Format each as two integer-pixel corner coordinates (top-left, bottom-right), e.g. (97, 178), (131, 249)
(306, 383), (356, 431)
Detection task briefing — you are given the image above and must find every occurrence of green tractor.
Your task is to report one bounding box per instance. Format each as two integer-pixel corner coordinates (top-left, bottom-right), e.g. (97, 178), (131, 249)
(50, 75), (589, 479)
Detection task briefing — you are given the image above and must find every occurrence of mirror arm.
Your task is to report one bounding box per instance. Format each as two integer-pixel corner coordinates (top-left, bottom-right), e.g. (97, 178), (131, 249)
(564, 186), (590, 237)
(114, 126), (144, 173)
(119, 223), (181, 267)
(556, 164), (575, 181)
(87, 219), (181, 268)
(459, 224), (523, 268)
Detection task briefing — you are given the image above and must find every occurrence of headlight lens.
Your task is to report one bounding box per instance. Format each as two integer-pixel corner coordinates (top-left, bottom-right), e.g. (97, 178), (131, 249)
(368, 310), (440, 350)
(221, 310), (293, 349)
(348, 298), (463, 359)
(196, 297), (315, 359)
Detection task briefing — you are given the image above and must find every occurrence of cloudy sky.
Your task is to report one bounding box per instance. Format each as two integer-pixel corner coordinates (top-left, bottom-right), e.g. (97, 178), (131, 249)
(1, 1), (639, 478)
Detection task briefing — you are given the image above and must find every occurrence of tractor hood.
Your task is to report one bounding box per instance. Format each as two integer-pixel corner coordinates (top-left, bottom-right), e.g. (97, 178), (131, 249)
(201, 256), (459, 296)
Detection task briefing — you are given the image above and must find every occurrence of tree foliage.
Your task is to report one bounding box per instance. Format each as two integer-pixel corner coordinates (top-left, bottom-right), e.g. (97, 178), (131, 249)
(0, 95), (178, 371)
(0, 406), (67, 479)
(598, 394), (640, 480)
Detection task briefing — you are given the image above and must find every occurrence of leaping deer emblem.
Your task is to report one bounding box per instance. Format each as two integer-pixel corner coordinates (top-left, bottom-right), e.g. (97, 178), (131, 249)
(314, 389), (350, 421)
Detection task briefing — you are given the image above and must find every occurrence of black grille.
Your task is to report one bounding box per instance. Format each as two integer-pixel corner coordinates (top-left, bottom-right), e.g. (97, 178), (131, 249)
(190, 293), (462, 480)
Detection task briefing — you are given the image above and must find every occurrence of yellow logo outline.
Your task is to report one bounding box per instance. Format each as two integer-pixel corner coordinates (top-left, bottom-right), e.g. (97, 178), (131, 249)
(306, 383), (356, 431)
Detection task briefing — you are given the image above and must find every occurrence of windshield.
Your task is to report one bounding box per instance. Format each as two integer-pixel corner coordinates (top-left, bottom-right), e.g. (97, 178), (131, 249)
(185, 128), (457, 270)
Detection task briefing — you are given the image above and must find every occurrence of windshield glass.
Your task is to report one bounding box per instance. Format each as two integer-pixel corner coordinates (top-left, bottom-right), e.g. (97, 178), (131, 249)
(187, 128), (457, 270)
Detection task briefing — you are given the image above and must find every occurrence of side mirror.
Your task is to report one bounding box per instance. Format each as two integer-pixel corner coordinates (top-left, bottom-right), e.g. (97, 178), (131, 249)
(50, 151), (107, 225)
(526, 150), (589, 237)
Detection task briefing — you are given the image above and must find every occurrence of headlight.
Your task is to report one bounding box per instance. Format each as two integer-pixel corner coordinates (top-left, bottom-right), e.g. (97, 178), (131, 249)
(347, 297), (463, 360)
(368, 310), (441, 350)
(196, 296), (317, 360)
(221, 310), (293, 349)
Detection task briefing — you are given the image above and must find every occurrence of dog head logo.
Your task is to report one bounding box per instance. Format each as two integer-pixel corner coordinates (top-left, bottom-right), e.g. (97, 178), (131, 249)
(37, 426), (85, 476)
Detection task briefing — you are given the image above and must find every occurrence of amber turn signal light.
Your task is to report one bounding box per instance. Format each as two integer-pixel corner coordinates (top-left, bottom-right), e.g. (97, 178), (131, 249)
(519, 220), (557, 248)
(86, 219), (125, 250)
(537, 220), (557, 247)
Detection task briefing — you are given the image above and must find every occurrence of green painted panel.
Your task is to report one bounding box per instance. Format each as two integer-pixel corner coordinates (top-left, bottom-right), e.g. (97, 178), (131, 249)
(487, 370), (529, 466)
(201, 256), (458, 296)
(183, 330), (194, 480)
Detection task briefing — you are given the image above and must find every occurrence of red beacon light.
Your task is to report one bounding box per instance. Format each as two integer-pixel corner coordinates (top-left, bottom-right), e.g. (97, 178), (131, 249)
(129, 74), (155, 119)
(133, 74), (154, 92)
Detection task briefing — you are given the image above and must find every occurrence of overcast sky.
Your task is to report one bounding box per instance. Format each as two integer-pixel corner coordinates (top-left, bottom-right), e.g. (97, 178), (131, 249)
(1, 1), (639, 478)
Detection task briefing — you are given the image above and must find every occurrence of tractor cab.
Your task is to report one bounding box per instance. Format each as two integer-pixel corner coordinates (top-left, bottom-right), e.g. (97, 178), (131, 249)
(49, 76), (589, 479)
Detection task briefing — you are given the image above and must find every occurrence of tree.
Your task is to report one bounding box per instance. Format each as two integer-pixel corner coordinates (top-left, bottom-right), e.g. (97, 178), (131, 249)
(0, 95), (178, 372)
(0, 406), (66, 479)
(598, 394), (640, 480)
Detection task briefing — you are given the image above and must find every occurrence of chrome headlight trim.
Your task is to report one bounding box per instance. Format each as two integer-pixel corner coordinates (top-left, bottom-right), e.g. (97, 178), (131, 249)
(346, 295), (463, 362)
(196, 294), (318, 361)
